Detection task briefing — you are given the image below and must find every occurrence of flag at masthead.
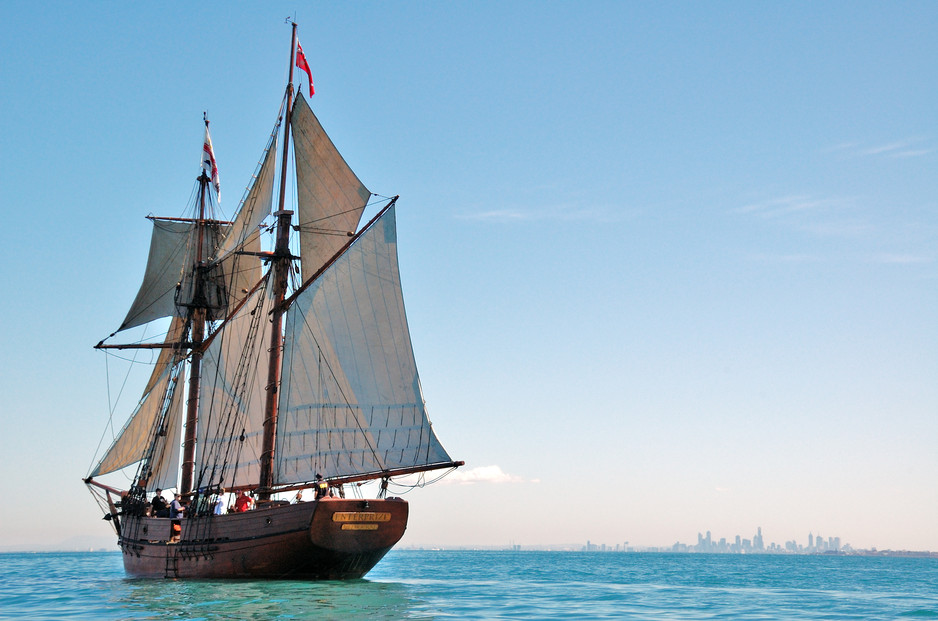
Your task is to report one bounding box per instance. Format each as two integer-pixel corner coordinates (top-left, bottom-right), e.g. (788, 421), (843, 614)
(296, 40), (314, 95)
(202, 115), (221, 199)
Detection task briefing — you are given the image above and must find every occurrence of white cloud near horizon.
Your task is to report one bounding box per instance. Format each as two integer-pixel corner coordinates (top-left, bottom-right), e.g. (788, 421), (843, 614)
(438, 465), (529, 485)
(387, 465), (530, 488)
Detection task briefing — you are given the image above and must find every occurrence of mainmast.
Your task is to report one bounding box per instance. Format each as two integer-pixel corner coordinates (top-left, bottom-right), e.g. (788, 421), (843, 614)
(258, 22), (298, 499)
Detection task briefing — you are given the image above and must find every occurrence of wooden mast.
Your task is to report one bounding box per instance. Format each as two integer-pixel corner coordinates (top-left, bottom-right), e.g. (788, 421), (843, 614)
(258, 22), (298, 499)
(180, 117), (212, 495)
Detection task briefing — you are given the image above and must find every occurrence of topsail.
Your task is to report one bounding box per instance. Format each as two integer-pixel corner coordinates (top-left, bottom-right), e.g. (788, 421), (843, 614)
(292, 93), (371, 282)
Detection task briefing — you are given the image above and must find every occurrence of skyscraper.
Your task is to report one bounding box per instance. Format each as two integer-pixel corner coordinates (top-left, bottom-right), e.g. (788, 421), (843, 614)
(754, 527), (764, 551)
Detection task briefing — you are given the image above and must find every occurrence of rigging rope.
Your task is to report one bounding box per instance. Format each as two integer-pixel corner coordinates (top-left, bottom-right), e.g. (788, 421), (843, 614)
(88, 320), (159, 475)
(192, 278), (270, 503)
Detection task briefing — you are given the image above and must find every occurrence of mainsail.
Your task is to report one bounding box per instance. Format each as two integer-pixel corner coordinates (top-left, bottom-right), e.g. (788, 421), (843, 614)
(275, 204), (452, 484)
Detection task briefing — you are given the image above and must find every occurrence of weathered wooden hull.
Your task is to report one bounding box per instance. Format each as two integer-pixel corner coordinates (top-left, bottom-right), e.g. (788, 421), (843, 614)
(116, 497), (408, 579)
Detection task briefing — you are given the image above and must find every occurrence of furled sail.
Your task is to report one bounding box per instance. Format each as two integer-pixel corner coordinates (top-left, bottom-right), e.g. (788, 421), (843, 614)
(195, 281), (274, 489)
(90, 318), (186, 478)
(274, 204), (452, 484)
(292, 92), (371, 283)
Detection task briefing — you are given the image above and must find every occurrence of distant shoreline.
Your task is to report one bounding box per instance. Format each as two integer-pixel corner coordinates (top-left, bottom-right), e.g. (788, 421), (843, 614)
(3, 547), (936, 558)
(396, 546), (938, 558)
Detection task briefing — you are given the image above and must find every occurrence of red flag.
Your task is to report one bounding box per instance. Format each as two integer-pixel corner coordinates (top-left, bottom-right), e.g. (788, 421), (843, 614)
(296, 40), (314, 95)
(202, 121), (221, 200)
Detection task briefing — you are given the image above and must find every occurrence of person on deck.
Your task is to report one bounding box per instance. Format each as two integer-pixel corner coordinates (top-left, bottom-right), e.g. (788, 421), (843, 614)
(151, 489), (169, 517)
(213, 490), (226, 515)
(314, 474), (330, 500)
(170, 494), (185, 518)
(234, 490), (254, 512)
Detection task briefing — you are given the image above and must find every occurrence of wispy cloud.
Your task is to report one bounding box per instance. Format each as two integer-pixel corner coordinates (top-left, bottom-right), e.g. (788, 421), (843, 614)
(734, 195), (849, 219)
(826, 137), (933, 159)
(457, 209), (530, 223)
(870, 253), (933, 265)
(890, 149), (933, 158)
(861, 140), (915, 156)
(456, 204), (637, 224)
(800, 220), (873, 238)
(747, 252), (820, 264)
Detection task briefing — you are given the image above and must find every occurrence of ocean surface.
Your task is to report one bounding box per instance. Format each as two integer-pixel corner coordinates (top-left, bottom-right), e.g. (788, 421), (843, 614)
(1, 550), (936, 620)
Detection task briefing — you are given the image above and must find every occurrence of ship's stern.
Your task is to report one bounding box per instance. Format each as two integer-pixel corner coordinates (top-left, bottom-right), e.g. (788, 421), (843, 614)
(304, 497), (409, 578)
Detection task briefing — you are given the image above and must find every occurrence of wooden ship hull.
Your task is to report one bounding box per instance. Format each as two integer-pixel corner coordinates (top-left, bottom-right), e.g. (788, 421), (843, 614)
(117, 498), (408, 579)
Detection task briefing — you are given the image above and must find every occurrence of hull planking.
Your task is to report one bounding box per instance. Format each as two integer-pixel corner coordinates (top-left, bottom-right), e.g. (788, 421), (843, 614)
(116, 497), (408, 579)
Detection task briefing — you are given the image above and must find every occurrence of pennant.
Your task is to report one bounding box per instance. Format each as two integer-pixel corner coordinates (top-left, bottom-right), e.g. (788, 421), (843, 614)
(296, 39), (314, 95)
(202, 119), (221, 200)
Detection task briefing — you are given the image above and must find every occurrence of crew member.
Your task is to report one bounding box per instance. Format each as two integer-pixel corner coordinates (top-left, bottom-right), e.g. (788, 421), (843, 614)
(314, 474), (330, 500)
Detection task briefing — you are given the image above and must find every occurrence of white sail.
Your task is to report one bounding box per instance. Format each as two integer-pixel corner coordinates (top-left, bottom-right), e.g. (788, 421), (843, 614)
(121, 132), (278, 333)
(120, 221), (195, 331)
(195, 281), (274, 489)
(274, 204), (452, 484)
(148, 363), (186, 490)
(90, 318), (185, 478)
(213, 132), (279, 300)
(217, 133), (278, 260)
(143, 317), (186, 396)
(90, 365), (174, 478)
(292, 92), (371, 283)
(120, 220), (230, 331)
(174, 221), (229, 320)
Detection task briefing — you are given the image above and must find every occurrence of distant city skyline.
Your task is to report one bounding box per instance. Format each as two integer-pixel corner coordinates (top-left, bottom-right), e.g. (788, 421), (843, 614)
(669, 526), (846, 554)
(578, 526), (933, 555)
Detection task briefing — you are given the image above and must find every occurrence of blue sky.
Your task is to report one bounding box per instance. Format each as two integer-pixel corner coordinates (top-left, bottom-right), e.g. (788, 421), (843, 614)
(1, 2), (935, 551)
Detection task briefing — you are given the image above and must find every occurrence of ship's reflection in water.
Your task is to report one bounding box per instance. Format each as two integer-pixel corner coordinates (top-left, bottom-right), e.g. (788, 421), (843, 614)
(107, 577), (427, 620)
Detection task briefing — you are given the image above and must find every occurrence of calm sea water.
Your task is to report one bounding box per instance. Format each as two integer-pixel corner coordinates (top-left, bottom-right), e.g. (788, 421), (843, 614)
(1, 550), (936, 620)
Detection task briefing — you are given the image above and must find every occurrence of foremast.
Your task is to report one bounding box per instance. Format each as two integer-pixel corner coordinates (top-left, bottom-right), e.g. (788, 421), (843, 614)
(179, 118), (212, 494)
(88, 113), (226, 507)
(258, 21), (298, 500)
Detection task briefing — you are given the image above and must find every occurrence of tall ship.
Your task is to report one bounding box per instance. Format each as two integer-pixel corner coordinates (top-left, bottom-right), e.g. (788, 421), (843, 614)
(84, 23), (462, 579)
